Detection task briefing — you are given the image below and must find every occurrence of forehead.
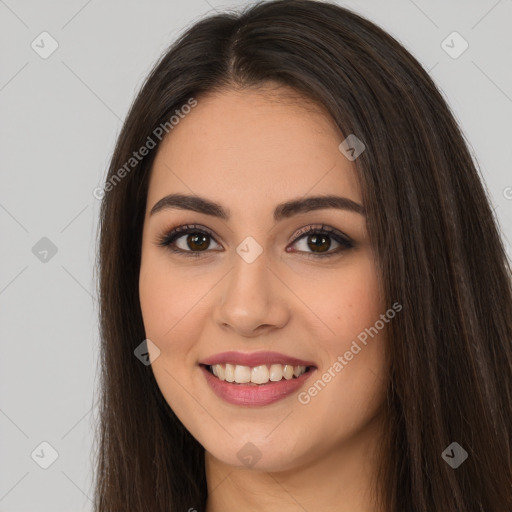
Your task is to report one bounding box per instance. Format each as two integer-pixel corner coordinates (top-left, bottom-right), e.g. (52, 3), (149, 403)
(147, 86), (362, 214)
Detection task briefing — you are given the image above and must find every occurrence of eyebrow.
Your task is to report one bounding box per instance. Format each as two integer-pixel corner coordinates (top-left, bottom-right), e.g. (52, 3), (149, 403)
(149, 193), (365, 220)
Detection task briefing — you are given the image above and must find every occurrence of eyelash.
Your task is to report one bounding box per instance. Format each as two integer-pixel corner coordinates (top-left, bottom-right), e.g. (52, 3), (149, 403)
(156, 223), (354, 259)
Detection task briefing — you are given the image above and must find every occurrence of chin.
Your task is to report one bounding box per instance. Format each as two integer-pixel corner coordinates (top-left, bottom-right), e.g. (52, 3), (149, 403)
(202, 426), (313, 472)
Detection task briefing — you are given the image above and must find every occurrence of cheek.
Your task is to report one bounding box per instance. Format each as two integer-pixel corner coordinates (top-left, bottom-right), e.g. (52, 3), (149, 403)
(138, 257), (230, 448)
(139, 256), (203, 410)
(291, 253), (384, 341)
(139, 258), (191, 379)
(295, 255), (388, 412)
(139, 251), (205, 342)
(138, 249), (222, 380)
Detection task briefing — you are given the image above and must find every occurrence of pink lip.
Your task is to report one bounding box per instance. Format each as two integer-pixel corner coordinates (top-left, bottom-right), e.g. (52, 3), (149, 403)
(200, 350), (316, 368)
(200, 365), (317, 406)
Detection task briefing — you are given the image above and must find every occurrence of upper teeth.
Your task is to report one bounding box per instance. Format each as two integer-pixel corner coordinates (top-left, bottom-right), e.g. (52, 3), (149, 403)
(210, 363), (307, 384)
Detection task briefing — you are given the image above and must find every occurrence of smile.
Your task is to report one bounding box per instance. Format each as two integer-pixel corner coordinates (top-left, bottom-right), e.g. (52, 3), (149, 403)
(206, 363), (311, 384)
(200, 364), (316, 406)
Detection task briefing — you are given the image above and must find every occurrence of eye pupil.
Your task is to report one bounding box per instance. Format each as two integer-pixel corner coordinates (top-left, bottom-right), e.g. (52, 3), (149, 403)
(160, 225), (350, 258)
(188, 233), (209, 251)
(308, 234), (331, 252)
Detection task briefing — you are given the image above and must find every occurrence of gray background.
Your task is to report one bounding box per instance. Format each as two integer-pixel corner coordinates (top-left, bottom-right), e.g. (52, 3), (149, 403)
(1, 0), (511, 510)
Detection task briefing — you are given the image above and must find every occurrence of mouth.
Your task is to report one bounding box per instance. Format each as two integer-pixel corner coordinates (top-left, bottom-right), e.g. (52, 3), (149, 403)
(199, 361), (317, 406)
(200, 363), (315, 385)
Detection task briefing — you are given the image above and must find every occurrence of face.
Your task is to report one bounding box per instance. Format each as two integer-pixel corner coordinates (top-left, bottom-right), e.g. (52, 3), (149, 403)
(139, 85), (390, 472)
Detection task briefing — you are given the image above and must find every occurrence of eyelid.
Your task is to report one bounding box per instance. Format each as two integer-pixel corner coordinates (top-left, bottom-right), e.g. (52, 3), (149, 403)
(289, 224), (349, 243)
(156, 223), (220, 247)
(286, 224), (354, 256)
(156, 223), (354, 257)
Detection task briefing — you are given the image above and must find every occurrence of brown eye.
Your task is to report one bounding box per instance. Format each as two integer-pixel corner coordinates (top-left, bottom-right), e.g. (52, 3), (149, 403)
(185, 232), (210, 251)
(306, 233), (331, 253)
(157, 224), (354, 259)
(160, 226), (220, 256)
(288, 225), (354, 257)
(157, 224), (222, 257)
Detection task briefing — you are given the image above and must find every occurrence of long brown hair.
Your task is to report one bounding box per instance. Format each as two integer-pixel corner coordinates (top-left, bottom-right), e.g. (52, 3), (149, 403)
(93, 1), (512, 510)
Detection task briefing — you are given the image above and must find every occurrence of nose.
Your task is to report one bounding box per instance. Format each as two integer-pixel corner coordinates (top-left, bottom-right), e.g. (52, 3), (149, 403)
(213, 248), (291, 338)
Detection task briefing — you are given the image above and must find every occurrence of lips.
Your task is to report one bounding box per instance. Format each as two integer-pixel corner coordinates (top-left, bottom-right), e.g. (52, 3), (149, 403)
(200, 350), (316, 368)
(199, 351), (317, 406)
(200, 365), (316, 406)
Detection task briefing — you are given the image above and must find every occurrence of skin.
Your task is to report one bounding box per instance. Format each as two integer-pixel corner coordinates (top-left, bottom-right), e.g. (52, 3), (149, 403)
(139, 84), (390, 512)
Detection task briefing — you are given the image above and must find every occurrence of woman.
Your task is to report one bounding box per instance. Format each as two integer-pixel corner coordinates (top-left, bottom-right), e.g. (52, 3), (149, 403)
(94, 1), (512, 511)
